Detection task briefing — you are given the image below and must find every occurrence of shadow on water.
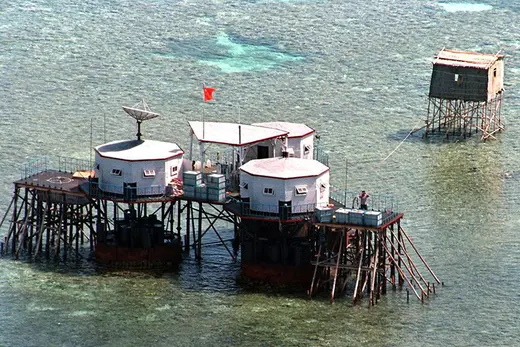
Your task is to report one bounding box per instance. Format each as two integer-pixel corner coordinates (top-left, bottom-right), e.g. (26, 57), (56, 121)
(3, 248), (351, 301)
(0, 251), (173, 279)
(386, 128), (424, 144)
(0, 243), (248, 294)
(387, 128), (490, 146)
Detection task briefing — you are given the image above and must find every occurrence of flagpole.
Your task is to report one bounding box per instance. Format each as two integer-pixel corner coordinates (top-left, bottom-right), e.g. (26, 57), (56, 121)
(201, 84), (215, 140)
(202, 84), (205, 140)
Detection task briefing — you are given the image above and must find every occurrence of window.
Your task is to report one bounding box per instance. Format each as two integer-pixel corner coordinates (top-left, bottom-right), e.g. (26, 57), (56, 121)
(294, 185), (308, 196)
(143, 169), (156, 178)
(303, 145), (311, 155)
(240, 182), (249, 190)
(455, 73), (463, 86)
(263, 187), (274, 196)
(170, 166), (178, 176)
(493, 68), (497, 77)
(111, 169), (122, 176)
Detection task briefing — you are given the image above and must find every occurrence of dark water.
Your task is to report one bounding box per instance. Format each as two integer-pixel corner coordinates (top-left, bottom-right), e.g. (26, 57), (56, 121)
(1, 0), (519, 346)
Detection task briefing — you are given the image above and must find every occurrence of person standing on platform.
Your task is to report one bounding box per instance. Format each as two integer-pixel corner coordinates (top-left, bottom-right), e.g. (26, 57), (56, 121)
(359, 190), (370, 210)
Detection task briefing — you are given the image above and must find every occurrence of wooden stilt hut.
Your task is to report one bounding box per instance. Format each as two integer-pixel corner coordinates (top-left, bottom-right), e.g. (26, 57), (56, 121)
(424, 49), (505, 140)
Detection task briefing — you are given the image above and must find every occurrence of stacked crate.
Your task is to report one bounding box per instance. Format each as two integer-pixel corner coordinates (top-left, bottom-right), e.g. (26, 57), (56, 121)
(195, 183), (207, 200)
(182, 171), (202, 198)
(335, 208), (349, 224)
(206, 173), (226, 202)
(315, 206), (333, 223)
(348, 209), (366, 225)
(364, 210), (383, 227)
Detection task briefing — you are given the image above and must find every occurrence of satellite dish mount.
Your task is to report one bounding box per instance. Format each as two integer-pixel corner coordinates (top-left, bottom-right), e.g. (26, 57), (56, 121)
(122, 99), (161, 141)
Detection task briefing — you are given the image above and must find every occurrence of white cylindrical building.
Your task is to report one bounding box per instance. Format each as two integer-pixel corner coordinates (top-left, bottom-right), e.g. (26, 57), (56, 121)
(239, 157), (329, 214)
(94, 139), (184, 196)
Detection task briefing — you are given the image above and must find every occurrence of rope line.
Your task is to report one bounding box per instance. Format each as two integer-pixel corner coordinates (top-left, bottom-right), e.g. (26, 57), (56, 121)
(376, 118), (424, 170)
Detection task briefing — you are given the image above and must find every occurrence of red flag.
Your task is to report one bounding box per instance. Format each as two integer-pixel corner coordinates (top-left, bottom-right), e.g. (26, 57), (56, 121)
(203, 86), (216, 102)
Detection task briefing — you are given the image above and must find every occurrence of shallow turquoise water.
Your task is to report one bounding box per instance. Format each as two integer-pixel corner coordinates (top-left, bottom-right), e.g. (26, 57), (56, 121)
(1, 0), (519, 346)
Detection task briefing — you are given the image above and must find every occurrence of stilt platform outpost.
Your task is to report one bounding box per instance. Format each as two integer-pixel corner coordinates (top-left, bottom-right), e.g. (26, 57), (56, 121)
(418, 49), (505, 140)
(0, 102), (441, 305)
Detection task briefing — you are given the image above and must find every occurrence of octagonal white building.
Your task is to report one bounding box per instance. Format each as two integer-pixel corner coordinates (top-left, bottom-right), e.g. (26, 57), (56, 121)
(94, 139), (184, 196)
(239, 157), (330, 214)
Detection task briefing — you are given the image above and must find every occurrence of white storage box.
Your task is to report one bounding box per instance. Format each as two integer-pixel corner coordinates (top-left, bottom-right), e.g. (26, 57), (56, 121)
(183, 171), (202, 186)
(206, 173), (225, 184)
(315, 206), (333, 223)
(195, 184), (207, 199)
(335, 208), (349, 224)
(364, 210), (383, 227)
(348, 209), (365, 225)
(183, 185), (196, 198)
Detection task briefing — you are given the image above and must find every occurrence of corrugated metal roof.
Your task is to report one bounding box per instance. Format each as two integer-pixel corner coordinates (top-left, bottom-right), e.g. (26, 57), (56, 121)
(252, 122), (315, 138)
(240, 157), (329, 179)
(433, 49), (503, 69)
(189, 121), (289, 146)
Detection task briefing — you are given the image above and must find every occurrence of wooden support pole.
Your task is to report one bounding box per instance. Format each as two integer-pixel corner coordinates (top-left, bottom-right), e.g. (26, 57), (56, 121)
(352, 231), (366, 304)
(369, 235), (379, 306)
(366, 231), (371, 292)
(63, 198), (68, 260)
(89, 202), (95, 251)
(34, 196), (51, 259)
(177, 201), (182, 242)
(309, 244), (322, 298)
(168, 202), (174, 240)
(8, 188), (21, 254)
(45, 201), (51, 257)
(80, 205), (84, 245)
(389, 228), (430, 291)
(382, 242), (421, 301)
(384, 235), (427, 296)
(197, 202), (203, 259)
(185, 201), (190, 253)
(399, 226), (441, 284)
(397, 221), (404, 287)
(55, 200), (65, 257)
(75, 206), (79, 254)
(233, 215), (239, 255)
(15, 214), (29, 259)
(191, 204), (196, 252)
(28, 190), (37, 255)
(330, 231), (344, 304)
(380, 230), (386, 296)
(341, 242), (354, 294)
(0, 195), (15, 233)
(360, 266), (370, 296)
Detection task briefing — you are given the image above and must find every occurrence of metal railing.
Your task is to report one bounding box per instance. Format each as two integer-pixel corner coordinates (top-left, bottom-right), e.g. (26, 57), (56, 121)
(226, 198), (315, 220)
(56, 156), (91, 174)
(329, 186), (399, 213)
(225, 195), (401, 227)
(313, 146), (329, 167)
(20, 156), (91, 179)
(21, 157), (49, 179)
(83, 181), (174, 201)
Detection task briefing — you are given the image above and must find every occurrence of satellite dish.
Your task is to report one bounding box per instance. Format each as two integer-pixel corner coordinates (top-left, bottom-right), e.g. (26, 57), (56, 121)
(122, 99), (161, 140)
